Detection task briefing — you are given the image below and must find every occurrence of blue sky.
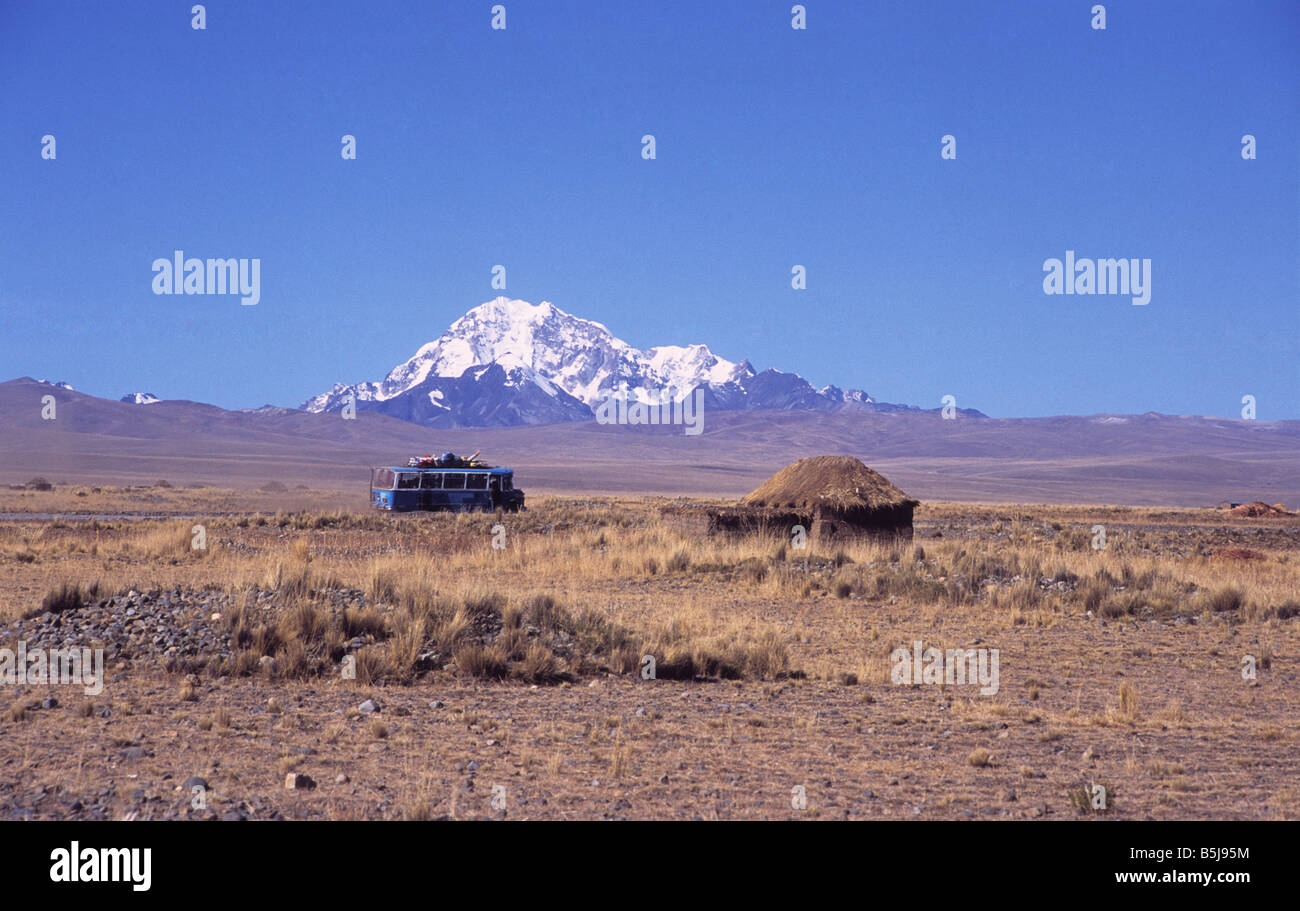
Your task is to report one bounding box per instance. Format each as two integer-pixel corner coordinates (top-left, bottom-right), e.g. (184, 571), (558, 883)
(2, 0), (1297, 418)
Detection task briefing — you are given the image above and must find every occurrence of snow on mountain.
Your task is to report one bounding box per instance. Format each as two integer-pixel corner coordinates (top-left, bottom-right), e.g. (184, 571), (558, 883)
(306, 299), (750, 410)
(302, 297), (973, 428)
(120, 392), (161, 405)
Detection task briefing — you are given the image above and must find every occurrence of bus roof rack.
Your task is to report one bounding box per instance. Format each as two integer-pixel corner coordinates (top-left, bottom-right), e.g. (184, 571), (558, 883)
(406, 449), (490, 469)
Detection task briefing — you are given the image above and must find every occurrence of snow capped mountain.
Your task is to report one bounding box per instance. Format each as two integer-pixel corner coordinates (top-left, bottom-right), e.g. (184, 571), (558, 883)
(302, 297), (977, 428)
(120, 392), (161, 405)
(38, 379), (75, 391)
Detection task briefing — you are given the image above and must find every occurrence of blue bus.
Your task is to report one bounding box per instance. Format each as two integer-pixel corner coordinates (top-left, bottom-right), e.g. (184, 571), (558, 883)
(370, 452), (525, 513)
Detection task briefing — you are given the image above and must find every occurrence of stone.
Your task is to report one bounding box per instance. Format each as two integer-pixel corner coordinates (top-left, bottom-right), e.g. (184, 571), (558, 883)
(285, 773), (316, 790)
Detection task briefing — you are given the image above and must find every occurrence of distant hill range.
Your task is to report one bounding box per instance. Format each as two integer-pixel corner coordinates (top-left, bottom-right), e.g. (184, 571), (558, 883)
(300, 298), (986, 427)
(2, 377), (1297, 507)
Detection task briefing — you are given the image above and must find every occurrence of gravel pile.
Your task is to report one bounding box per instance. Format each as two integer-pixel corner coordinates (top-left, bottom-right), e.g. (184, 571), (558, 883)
(0, 587), (374, 667)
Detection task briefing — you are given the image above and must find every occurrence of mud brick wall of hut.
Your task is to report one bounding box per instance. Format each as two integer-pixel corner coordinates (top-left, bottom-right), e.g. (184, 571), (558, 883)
(810, 504), (914, 542)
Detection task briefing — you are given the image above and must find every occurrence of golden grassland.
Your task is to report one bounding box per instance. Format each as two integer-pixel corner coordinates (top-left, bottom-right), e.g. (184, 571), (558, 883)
(0, 487), (1296, 820)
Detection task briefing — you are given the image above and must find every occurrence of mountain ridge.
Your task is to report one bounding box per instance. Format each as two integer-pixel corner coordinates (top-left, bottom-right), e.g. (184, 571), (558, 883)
(300, 297), (986, 428)
(2, 376), (1296, 507)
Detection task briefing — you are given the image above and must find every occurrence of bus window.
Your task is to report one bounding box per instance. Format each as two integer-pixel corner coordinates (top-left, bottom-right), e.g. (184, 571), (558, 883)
(372, 469), (396, 490)
(466, 473), (488, 490)
(442, 473), (465, 490)
(397, 472), (421, 490)
(420, 472), (442, 489)
(502, 474), (512, 490)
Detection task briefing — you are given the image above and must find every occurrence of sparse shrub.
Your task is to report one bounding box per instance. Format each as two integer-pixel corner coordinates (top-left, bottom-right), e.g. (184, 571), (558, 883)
(1201, 586), (1245, 614)
(665, 547), (691, 572)
(431, 610), (470, 657)
(1069, 781), (1114, 813)
(1119, 681), (1139, 719)
(28, 581), (88, 618)
(275, 641), (313, 679)
(735, 557), (768, 584)
(518, 642), (567, 684)
(342, 607), (386, 640)
(737, 630), (789, 680)
(352, 646), (391, 686)
(462, 591), (505, 621)
(251, 623), (281, 658)
(522, 593), (570, 632)
(281, 601), (329, 647)
(386, 613), (427, 680)
(652, 647), (697, 681)
(233, 648), (261, 676)
(1120, 563), (1158, 591)
(456, 643), (509, 680)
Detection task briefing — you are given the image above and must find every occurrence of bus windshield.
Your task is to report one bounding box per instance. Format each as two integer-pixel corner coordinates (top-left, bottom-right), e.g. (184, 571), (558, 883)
(372, 468), (396, 490)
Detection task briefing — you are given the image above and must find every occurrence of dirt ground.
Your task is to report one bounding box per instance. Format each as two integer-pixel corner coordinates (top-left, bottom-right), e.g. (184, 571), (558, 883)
(0, 489), (1295, 820)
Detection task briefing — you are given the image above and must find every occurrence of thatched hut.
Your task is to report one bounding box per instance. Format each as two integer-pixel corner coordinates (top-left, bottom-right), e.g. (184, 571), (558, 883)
(662, 456), (919, 543)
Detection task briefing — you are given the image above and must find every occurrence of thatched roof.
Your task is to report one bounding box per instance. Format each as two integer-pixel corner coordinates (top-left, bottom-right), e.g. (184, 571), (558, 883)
(740, 456), (918, 511)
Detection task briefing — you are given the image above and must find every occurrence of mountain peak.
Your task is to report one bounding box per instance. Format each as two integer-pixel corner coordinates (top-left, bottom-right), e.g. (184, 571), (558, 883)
(120, 392), (161, 405)
(301, 298), (972, 427)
